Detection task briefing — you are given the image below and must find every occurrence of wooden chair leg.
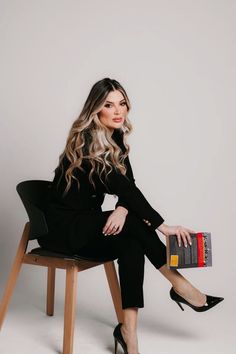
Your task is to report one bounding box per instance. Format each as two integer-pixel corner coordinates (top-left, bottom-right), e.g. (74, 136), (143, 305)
(104, 261), (124, 324)
(63, 265), (78, 354)
(0, 222), (30, 330)
(46, 267), (56, 316)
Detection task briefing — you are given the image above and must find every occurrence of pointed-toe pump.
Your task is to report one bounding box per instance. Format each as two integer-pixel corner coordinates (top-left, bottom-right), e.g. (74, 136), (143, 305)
(113, 323), (141, 354)
(169, 286), (224, 312)
(113, 323), (128, 354)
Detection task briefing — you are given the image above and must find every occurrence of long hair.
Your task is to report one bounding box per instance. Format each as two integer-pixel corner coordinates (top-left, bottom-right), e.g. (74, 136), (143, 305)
(56, 77), (133, 197)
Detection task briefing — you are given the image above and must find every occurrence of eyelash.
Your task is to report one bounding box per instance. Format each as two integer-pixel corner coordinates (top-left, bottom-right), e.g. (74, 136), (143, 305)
(104, 102), (126, 108)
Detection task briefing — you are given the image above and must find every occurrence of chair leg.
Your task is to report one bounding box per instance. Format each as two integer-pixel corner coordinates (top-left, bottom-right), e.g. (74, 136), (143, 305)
(46, 267), (56, 316)
(104, 261), (124, 324)
(63, 265), (78, 354)
(0, 222), (30, 330)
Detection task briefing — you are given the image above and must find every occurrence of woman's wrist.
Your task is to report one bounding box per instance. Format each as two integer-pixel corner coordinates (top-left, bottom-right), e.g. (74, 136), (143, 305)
(157, 222), (168, 234)
(116, 206), (128, 216)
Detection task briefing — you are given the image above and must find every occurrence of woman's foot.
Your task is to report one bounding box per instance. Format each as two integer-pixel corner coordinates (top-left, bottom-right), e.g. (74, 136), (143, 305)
(120, 323), (139, 354)
(158, 265), (213, 308)
(173, 283), (207, 307)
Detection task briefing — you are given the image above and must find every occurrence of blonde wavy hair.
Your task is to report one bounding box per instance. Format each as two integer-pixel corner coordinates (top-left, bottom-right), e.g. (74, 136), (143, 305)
(56, 77), (133, 197)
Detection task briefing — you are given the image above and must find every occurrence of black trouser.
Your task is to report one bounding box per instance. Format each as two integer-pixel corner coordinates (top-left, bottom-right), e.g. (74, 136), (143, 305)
(71, 210), (167, 309)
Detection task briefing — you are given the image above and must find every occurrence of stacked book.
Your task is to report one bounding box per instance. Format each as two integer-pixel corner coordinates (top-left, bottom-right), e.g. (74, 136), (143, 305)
(166, 232), (212, 269)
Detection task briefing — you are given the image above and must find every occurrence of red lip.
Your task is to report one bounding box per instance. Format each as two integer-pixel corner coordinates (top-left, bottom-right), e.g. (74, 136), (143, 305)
(112, 118), (123, 121)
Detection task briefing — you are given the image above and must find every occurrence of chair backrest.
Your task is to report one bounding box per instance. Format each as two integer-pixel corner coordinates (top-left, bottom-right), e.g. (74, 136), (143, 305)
(16, 180), (52, 240)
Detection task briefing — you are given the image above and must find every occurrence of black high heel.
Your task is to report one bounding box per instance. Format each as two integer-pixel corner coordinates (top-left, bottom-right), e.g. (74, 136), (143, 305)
(113, 323), (128, 354)
(169, 286), (224, 312)
(113, 323), (141, 354)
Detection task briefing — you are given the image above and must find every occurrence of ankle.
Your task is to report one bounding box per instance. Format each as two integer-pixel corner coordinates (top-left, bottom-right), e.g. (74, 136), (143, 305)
(121, 325), (139, 354)
(173, 282), (197, 297)
(121, 324), (137, 338)
(173, 283), (205, 301)
(173, 282), (189, 294)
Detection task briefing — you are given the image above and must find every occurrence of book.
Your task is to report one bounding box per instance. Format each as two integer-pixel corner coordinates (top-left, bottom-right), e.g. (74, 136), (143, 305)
(166, 232), (212, 269)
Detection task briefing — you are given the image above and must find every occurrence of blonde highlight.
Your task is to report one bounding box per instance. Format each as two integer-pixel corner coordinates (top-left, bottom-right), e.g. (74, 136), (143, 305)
(55, 78), (133, 197)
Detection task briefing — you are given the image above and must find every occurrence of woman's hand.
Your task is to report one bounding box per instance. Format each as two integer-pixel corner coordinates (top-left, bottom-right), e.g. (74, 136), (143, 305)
(102, 206), (128, 236)
(157, 222), (196, 247)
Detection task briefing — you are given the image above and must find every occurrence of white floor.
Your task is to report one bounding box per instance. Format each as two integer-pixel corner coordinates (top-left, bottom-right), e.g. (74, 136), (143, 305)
(0, 262), (233, 354)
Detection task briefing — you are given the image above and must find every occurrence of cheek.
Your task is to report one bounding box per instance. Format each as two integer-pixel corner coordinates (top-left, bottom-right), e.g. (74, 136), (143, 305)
(122, 106), (128, 116)
(100, 109), (113, 120)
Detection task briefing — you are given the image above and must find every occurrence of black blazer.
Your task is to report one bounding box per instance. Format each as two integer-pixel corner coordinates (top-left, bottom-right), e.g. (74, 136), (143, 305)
(42, 129), (164, 250)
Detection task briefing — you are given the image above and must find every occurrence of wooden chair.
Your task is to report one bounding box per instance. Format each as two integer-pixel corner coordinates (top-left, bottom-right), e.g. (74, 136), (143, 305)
(0, 180), (124, 354)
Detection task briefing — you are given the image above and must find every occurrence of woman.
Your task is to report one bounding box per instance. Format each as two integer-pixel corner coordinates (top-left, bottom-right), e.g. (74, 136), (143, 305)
(38, 78), (224, 354)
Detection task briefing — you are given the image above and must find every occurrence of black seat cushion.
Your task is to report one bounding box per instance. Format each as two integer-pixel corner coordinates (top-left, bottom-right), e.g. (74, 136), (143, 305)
(28, 247), (117, 263)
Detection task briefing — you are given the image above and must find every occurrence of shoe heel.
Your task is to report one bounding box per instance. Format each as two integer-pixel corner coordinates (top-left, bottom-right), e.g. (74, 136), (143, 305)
(114, 338), (118, 354)
(176, 301), (184, 311)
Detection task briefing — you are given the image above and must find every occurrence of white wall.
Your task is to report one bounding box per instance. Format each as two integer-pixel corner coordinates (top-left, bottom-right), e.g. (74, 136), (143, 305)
(0, 1), (235, 353)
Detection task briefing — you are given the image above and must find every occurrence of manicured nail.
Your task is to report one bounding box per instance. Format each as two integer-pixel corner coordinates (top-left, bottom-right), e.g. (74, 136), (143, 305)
(185, 244), (187, 248)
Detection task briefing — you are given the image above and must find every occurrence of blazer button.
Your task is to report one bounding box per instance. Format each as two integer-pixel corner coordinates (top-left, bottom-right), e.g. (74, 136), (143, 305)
(147, 220), (151, 226)
(91, 194), (96, 198)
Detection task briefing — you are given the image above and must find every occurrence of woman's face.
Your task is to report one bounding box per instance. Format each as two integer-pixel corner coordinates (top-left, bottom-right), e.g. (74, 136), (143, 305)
(98, 90), (128, 131)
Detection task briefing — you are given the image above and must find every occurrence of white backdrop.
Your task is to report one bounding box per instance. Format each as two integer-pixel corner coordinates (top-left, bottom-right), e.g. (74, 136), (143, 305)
(0, 1), (235, 354)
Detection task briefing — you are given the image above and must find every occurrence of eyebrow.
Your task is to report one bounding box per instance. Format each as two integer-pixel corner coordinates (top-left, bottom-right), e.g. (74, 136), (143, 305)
(105, 99), (126, 103)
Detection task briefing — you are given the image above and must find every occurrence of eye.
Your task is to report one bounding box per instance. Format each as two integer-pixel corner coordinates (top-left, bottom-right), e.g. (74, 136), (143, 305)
(104, 102), (127, 108)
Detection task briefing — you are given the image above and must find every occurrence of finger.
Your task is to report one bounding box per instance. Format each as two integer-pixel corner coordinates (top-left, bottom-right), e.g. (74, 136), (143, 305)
(184, 230), (192, 245)
(181, 228), (193, 245)
(110, 225), (119, 235)
(102, 225), (108, 235)
(109, 224), (120, 235)
(181, 231), (188, 247)
(103, 220), (113, 234)
(113, 225), (121, 235)
(106, 224), (117, 235)
(103, 221), (110, 232)
(176, 232), (181, 247)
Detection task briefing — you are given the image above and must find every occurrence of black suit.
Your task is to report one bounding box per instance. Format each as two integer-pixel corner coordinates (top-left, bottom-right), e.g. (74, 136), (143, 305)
(38, 129), (167, 309)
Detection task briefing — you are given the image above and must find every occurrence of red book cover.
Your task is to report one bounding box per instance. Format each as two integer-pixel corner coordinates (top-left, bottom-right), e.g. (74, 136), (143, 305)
(166, 232), (212, 269)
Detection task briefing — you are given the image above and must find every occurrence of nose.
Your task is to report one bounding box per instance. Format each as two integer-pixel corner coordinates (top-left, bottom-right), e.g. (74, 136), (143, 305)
(114, 106), (121, 114)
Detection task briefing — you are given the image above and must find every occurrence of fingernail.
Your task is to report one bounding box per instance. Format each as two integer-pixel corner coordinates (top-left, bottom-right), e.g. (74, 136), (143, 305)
(185, 244), (187, 248)
(190, 242), (192, 245)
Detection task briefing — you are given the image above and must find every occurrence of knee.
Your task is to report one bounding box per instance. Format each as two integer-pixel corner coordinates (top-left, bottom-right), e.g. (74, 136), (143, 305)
(117, 238), (145, 265)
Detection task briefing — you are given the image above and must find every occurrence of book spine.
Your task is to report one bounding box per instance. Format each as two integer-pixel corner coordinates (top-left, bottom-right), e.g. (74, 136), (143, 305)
(197, 232), (204, 267)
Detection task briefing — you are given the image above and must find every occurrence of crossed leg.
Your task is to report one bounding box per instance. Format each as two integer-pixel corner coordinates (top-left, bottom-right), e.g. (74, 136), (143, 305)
(50, 209), (206, 354)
